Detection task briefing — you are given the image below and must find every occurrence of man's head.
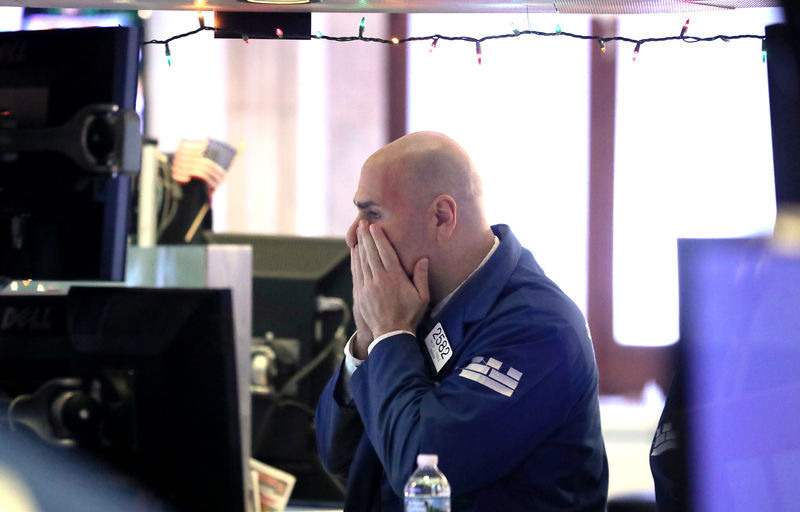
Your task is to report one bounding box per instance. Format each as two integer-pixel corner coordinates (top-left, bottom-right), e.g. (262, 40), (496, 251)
(346, 132), (491, 301)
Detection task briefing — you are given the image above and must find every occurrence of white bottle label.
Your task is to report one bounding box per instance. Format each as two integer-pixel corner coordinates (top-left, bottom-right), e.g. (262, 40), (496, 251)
(405, 497), (450, 512)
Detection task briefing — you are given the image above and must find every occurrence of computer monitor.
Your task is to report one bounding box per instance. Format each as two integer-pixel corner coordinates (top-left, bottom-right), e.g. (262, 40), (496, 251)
(22, 7), (143, 31)
(766, 23), (800, 206)
(0, 287), (246, 512)
(678, 238), (800, 512)
(0, 26), (140, 282)
(202, 231), (351, 503)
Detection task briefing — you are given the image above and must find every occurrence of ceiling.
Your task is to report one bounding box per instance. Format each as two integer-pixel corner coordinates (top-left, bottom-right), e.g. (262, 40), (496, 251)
(0, 0), (782, 14)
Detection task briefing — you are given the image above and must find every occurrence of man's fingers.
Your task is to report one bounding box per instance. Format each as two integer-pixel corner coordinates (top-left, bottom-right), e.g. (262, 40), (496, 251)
(351, 246), (364, 288)
(413, 258), (430, 304)
(369, 224), (401, 272)
(358, 222), (385, 274)
(357, 235), (373, 280)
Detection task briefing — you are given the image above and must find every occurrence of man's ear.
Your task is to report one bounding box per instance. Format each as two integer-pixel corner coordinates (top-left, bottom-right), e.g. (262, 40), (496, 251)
(431, 195), (457, 239)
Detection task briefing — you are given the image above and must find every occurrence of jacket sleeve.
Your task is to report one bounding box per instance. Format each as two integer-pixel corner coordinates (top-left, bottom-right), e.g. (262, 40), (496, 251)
(315, 362), (365, 477)
(349, 313), (595, 497)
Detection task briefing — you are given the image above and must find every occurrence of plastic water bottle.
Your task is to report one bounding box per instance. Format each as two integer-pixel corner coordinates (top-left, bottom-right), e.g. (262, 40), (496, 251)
(404, 453), (451, 512)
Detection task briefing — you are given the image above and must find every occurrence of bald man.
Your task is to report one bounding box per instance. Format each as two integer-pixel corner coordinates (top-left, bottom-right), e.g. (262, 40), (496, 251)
(316, 132), (608, 511)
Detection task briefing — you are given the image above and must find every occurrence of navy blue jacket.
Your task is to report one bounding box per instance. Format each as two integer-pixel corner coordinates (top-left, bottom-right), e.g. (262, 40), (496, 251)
(316, 225), (608, 511)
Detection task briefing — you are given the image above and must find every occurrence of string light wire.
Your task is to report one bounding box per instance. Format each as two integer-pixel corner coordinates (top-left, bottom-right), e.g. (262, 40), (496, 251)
(143, 25), (766, 59)
(312, 30), (765, 47)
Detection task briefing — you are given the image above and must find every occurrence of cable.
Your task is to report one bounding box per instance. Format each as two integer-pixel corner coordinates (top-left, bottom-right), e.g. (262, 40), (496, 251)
(315, 30), (765, 46)
(271, 396), (348, 496)
(253, 299), (351, 458)
(144, 26), (213, 46)
(276, 329), (342, 397)
(274, 399), (316, 418)
(277, 297), (350, 397)
(141, 24), (765, 55)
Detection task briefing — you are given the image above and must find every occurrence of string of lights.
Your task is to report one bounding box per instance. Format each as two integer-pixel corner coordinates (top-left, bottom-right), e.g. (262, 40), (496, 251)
(142, 15), (768, 66)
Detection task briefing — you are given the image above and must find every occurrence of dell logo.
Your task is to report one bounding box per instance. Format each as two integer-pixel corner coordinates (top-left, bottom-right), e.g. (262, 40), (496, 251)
(1, 307), (52, 330)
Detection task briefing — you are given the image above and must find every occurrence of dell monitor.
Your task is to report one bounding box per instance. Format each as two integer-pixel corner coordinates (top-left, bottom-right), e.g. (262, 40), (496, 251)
(0, 287), (247, 512)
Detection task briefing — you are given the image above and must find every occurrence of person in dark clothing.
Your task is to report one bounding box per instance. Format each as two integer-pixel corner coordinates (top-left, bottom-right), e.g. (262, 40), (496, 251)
(316, 132), (608, 511)
(650, 371), (689, 512)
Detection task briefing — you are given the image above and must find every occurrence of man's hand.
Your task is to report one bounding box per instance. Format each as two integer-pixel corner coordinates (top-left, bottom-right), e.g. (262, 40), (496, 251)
(353, 221), (429, 352)
(351, 245), (374, 359)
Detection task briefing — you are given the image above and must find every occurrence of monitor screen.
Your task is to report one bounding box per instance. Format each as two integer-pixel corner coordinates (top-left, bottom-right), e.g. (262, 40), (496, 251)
(0, 26), (140, 281)
(678, 238), (800, 512)
(0, 287), (246, 512)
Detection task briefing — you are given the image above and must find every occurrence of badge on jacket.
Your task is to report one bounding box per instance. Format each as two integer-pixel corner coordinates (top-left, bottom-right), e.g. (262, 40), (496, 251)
(423, 322), (453, 373)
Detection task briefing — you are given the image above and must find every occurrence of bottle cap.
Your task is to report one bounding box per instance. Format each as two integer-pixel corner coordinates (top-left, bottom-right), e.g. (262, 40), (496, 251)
(417, 454), (438, 467)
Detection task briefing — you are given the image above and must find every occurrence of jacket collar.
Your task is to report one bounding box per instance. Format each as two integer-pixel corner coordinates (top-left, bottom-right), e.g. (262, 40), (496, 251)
(427, 225), (522, 354)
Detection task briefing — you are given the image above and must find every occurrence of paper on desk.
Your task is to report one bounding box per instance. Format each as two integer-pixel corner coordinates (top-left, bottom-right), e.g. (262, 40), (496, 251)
(250, 458), (296, 512)
(251, 469), (262, 512)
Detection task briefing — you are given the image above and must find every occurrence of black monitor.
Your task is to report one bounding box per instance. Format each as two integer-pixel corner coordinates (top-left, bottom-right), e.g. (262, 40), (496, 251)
(0, 287), (246, 512)
(766, 23), (800, 206)
(0, 26), (140, 282)
(202, 231), (351, 504)
(678, 238), (800, 511)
